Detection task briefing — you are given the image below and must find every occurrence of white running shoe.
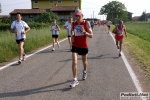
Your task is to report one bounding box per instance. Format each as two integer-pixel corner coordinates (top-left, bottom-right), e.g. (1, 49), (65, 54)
(52, 48), (55, 51)
(82, 71), (87, 80)
(70, 80), (79, 88)
(18, 59), (22, 64)
(119, 52), (121, 57)
(22, 54), (26, 61)
(57, 43), (60, 48)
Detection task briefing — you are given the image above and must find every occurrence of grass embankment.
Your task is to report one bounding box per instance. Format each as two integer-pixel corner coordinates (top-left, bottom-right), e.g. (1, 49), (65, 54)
(111, 22), (150, 81)
(0, 27), (66, 63)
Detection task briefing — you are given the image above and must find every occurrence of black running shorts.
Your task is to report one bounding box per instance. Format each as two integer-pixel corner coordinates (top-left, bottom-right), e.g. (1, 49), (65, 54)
(16, 38), (25, 44)
(52, 35), (58, 38)
(71, 46), (88, 55)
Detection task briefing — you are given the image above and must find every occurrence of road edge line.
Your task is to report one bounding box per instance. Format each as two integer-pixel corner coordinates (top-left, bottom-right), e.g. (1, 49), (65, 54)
(0, 38), (67, 71)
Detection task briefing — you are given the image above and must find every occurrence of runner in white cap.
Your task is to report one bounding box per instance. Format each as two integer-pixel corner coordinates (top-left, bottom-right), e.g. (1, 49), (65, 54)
(70, 9), (93, 88)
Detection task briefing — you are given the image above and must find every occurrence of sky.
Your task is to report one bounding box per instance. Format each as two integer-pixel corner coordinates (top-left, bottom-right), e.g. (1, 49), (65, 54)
(0, 0), (149, 20)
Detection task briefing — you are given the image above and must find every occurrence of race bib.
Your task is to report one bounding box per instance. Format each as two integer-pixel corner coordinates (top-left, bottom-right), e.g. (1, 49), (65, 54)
(74, 25), (84, 36)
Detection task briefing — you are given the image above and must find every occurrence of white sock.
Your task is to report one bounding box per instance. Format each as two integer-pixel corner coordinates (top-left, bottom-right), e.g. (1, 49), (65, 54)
(73, 78), (77, 81)
(83, 70), (86, 73)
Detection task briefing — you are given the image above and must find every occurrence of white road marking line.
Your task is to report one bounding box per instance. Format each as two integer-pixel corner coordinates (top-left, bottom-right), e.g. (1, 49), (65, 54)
(109, 32), (146, 100)
(0, 38), (67, 71)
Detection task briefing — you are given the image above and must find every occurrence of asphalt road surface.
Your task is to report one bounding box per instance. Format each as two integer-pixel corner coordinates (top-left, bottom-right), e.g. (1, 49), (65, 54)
(0, 26), (142, 100)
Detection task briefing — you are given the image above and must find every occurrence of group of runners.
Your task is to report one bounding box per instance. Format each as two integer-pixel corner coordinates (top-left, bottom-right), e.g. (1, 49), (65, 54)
(10, 9), (127, 88)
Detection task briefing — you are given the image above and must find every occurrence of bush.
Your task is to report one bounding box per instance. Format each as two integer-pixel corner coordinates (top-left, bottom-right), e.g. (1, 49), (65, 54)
(35, 12), (58, 23)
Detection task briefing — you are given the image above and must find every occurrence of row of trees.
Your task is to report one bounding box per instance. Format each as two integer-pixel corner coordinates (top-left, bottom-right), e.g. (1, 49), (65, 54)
(99, 1), (131, 24)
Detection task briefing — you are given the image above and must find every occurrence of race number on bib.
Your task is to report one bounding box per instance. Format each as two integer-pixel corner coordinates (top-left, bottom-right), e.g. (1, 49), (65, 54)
(74, 25), (84, 36)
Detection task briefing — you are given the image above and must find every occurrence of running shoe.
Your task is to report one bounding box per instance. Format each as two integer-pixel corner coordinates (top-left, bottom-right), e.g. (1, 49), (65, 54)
(52, 48), (55, 51)
(117, 46), (120, 49)
(82, 71), (87, 80)
(18, 59), (22, 64)
(57, 43), (60, 48)
(70, 80), (79, 88)
(22, 54), (26, 61)
(119, 52), (121, 57)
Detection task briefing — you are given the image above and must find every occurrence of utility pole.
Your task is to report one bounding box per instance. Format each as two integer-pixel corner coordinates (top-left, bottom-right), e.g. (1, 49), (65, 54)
(0, 2), (1, 13)
(93, 11), (94, 20)
(145, 9), (146, 22)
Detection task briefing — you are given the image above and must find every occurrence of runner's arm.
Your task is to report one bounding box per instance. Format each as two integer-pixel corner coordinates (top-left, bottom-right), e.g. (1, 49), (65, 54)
(56, 25), (60, 31)
(25, 27), (30, 33)
(112, 26), (117, 34)
(64, 22), (68, 29)
(84, 21), (93, 38)
(124, 25), (127, 36)
(10, 21), (17, 33)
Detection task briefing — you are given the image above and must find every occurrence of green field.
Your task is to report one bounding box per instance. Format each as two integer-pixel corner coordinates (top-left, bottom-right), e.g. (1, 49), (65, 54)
(124, 22), (150, 42)
(0, 27), (66, 63)
(111, 22), (150, 81)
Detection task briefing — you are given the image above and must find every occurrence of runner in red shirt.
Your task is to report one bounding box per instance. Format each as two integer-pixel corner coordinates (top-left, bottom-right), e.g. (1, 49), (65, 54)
(113, 20), (127, 57)
(70, 9), (93, 88)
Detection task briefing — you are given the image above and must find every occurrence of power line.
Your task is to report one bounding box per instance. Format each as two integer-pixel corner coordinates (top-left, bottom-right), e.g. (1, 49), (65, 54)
(82, 8), (100, 9)
(2, 1), (31, 6)
(82, 0), (103, 6)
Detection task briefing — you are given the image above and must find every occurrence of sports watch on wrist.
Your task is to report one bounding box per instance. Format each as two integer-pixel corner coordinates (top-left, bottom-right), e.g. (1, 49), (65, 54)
(83, 31), (86, 34)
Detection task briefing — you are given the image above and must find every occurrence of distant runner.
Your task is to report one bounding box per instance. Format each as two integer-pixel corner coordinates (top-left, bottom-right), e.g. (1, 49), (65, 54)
(90, 20), (94, 31)
(50, 19), (60, 51)
(107, 20), (112, 33)
(10, 12), (30, 64)
(112, 20), (127, 57)
(70, 9), (93, 88)
(64, 16), (73, 50)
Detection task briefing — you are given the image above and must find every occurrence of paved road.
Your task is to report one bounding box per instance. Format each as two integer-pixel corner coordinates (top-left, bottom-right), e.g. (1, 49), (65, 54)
(0, 26), (141, 100)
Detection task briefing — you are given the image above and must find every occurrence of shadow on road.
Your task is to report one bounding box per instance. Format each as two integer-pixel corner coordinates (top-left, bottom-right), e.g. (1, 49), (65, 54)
(0, 80), (72, 98)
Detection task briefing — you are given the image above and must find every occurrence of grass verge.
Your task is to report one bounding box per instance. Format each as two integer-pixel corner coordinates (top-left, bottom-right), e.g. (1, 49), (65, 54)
(0, 27), (66, 63)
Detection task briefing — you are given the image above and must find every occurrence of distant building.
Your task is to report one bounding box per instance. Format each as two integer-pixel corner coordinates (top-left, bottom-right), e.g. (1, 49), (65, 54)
(50, 6), (77, 21)
(31, 0), (81, 9)
(132, 16), (140, 21)
(9, 9), (46, 22)
(9, 0), (82, 22)
(146, 13), (150, 22)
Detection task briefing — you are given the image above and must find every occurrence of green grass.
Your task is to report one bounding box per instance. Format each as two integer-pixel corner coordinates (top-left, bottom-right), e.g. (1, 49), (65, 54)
(0, 27), (66, 63)
(111, 24), (150, 81)
(124, 22), (150, 42)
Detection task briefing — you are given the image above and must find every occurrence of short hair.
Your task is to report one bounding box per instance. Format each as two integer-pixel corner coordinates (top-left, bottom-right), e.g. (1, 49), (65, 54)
(16, 12), (22, 16)
(69, 16), (72, 18)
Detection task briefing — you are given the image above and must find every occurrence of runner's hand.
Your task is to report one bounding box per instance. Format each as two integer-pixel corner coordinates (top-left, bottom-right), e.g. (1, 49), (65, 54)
(71, 35), (74, 42)
(14, 30), (18, 34)
(22, 31), (26, 34)
(81, 27), (85, 32)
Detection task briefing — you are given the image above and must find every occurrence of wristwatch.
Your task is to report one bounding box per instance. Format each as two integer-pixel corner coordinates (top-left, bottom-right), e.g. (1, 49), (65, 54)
(83, 31), (86, 34)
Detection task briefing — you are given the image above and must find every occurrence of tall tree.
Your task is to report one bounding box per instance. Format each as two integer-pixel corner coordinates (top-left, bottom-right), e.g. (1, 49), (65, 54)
(99, 1), (128, 24)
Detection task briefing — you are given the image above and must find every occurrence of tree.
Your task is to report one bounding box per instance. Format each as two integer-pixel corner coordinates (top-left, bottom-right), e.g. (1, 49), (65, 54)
(99, 1), (128, 24)
(139, 11), (146, 21)
(35, 12), (58, 23)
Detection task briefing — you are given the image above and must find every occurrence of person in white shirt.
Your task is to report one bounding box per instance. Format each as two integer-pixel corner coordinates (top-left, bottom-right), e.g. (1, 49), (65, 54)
(10, 12), (30, 64)
(64, 16), (73, 50)
(107, 20), (112, 33)
(50, 19), (60, 51)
